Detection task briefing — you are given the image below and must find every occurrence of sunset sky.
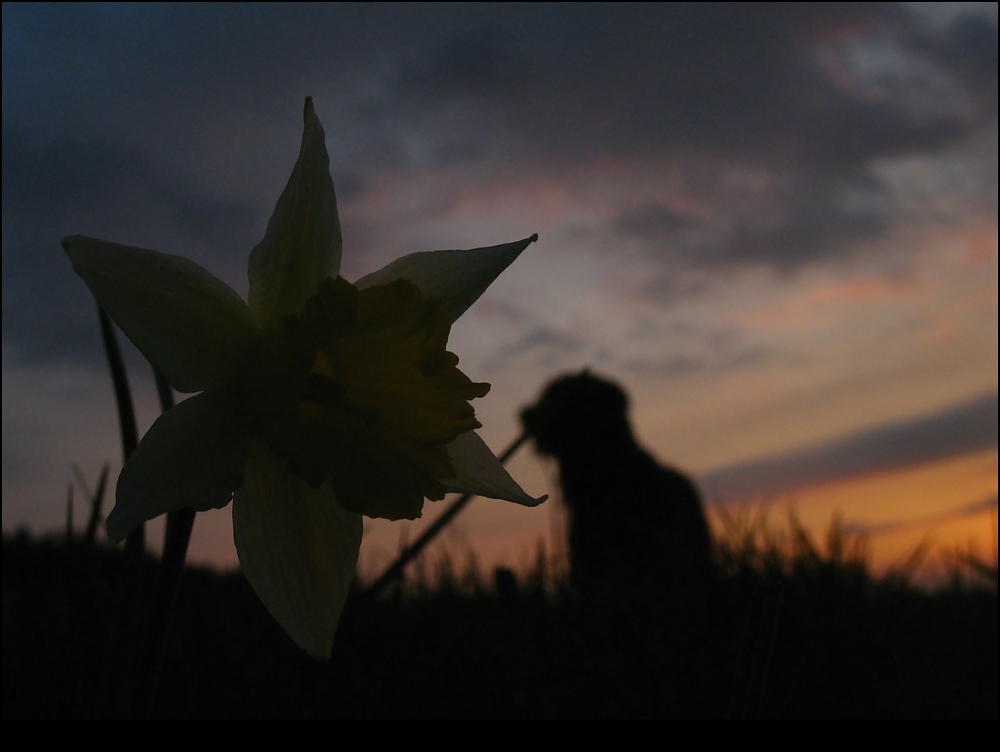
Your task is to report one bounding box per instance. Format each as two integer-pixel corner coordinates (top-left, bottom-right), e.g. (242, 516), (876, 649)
(3, 3), (997, 582)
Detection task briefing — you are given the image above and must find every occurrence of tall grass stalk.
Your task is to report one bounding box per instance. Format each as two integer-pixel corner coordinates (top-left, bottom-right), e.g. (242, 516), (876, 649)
(95, 306), (196, 718)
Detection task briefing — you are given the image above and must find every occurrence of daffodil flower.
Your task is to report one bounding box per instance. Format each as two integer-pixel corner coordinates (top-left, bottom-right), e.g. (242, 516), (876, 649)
(63, 98), (544, 659)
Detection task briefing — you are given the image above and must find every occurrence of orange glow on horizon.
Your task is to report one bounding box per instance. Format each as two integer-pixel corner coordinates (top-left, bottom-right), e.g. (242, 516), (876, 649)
(712, 449), (998, 585)
(181, 444), (998, 591)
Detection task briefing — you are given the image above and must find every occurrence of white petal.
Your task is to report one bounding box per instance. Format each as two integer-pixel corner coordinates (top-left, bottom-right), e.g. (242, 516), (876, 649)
(233, 442), (363, 660)
(248, 97), (342, 329)
(64, 235), (258, 393)
(355, 235), (538, 322)
(108, 390), (251, 542)
(442, 431), (547, 507)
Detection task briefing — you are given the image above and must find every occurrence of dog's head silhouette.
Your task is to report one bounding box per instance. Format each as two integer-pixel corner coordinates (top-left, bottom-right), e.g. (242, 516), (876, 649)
(520, 370), (632, 461)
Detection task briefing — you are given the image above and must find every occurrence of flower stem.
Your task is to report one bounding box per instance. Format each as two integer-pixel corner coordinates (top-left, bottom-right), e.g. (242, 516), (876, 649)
(96, 311), (197, 718)
(98, 306), (144, 549)
(96, 305), (148, 717)
(129, 370), (198, 718)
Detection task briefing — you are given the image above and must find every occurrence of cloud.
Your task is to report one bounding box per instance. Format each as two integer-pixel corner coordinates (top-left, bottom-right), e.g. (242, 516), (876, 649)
(914, 11), (999, 117)
(701, 391), (999, 504)
(6, 4), (989, 162)
(615, 318), (791, 377)
(2, 126), (263, 366)
(447, 4), (976, 168)
(393, 27), (526, 102)
(3, 3), (995, 372)
(611, 170), (890, 274)
(842, 493), (998, 536)
(482, 326), (585, 373)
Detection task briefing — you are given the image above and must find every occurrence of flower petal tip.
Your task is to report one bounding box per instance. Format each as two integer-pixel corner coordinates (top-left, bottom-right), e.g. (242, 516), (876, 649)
(512, 234), (539, 252)
(105, 507), (135, 544)
(306, 643), (334, 661)
(61, 234), (94, 265)
(443, 431), (548, 508)
(303, 97), (321, 132)
(507, 490), (548, 508)
(526, 493), (548, 507)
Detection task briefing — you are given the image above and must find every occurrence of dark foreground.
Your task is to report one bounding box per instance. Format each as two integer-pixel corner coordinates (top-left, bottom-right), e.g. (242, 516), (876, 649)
(3, 530), (996, 719)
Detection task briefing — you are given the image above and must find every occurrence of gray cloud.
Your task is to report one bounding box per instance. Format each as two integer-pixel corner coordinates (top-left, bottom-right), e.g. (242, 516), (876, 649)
(842, 494), (998, 537)
(6, 4), (988, 163)
(398, 4), (978, 168)
(612, 170), (890, 274)
(3, 3), (996, 365)
(2, 126), (263, 366)
(622, 344), (785, 380)
(483, 326), (586, 373)
(701, 391), (999, 504)
(618, 319), (790, 377)
(564, 6), (993, 280)
(915, 12), (999, 117)
(394, 27), (526, 102)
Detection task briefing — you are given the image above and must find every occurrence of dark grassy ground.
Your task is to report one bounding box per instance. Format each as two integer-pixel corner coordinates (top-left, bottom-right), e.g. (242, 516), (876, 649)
(3, 520), (996, 719)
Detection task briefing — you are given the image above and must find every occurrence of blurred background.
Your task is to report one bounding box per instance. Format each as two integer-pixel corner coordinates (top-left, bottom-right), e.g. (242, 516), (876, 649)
(3, 3), (997, 584)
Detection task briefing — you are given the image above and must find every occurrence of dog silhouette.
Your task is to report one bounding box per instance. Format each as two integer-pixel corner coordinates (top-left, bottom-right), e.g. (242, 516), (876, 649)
(521, 371), (714, 607)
